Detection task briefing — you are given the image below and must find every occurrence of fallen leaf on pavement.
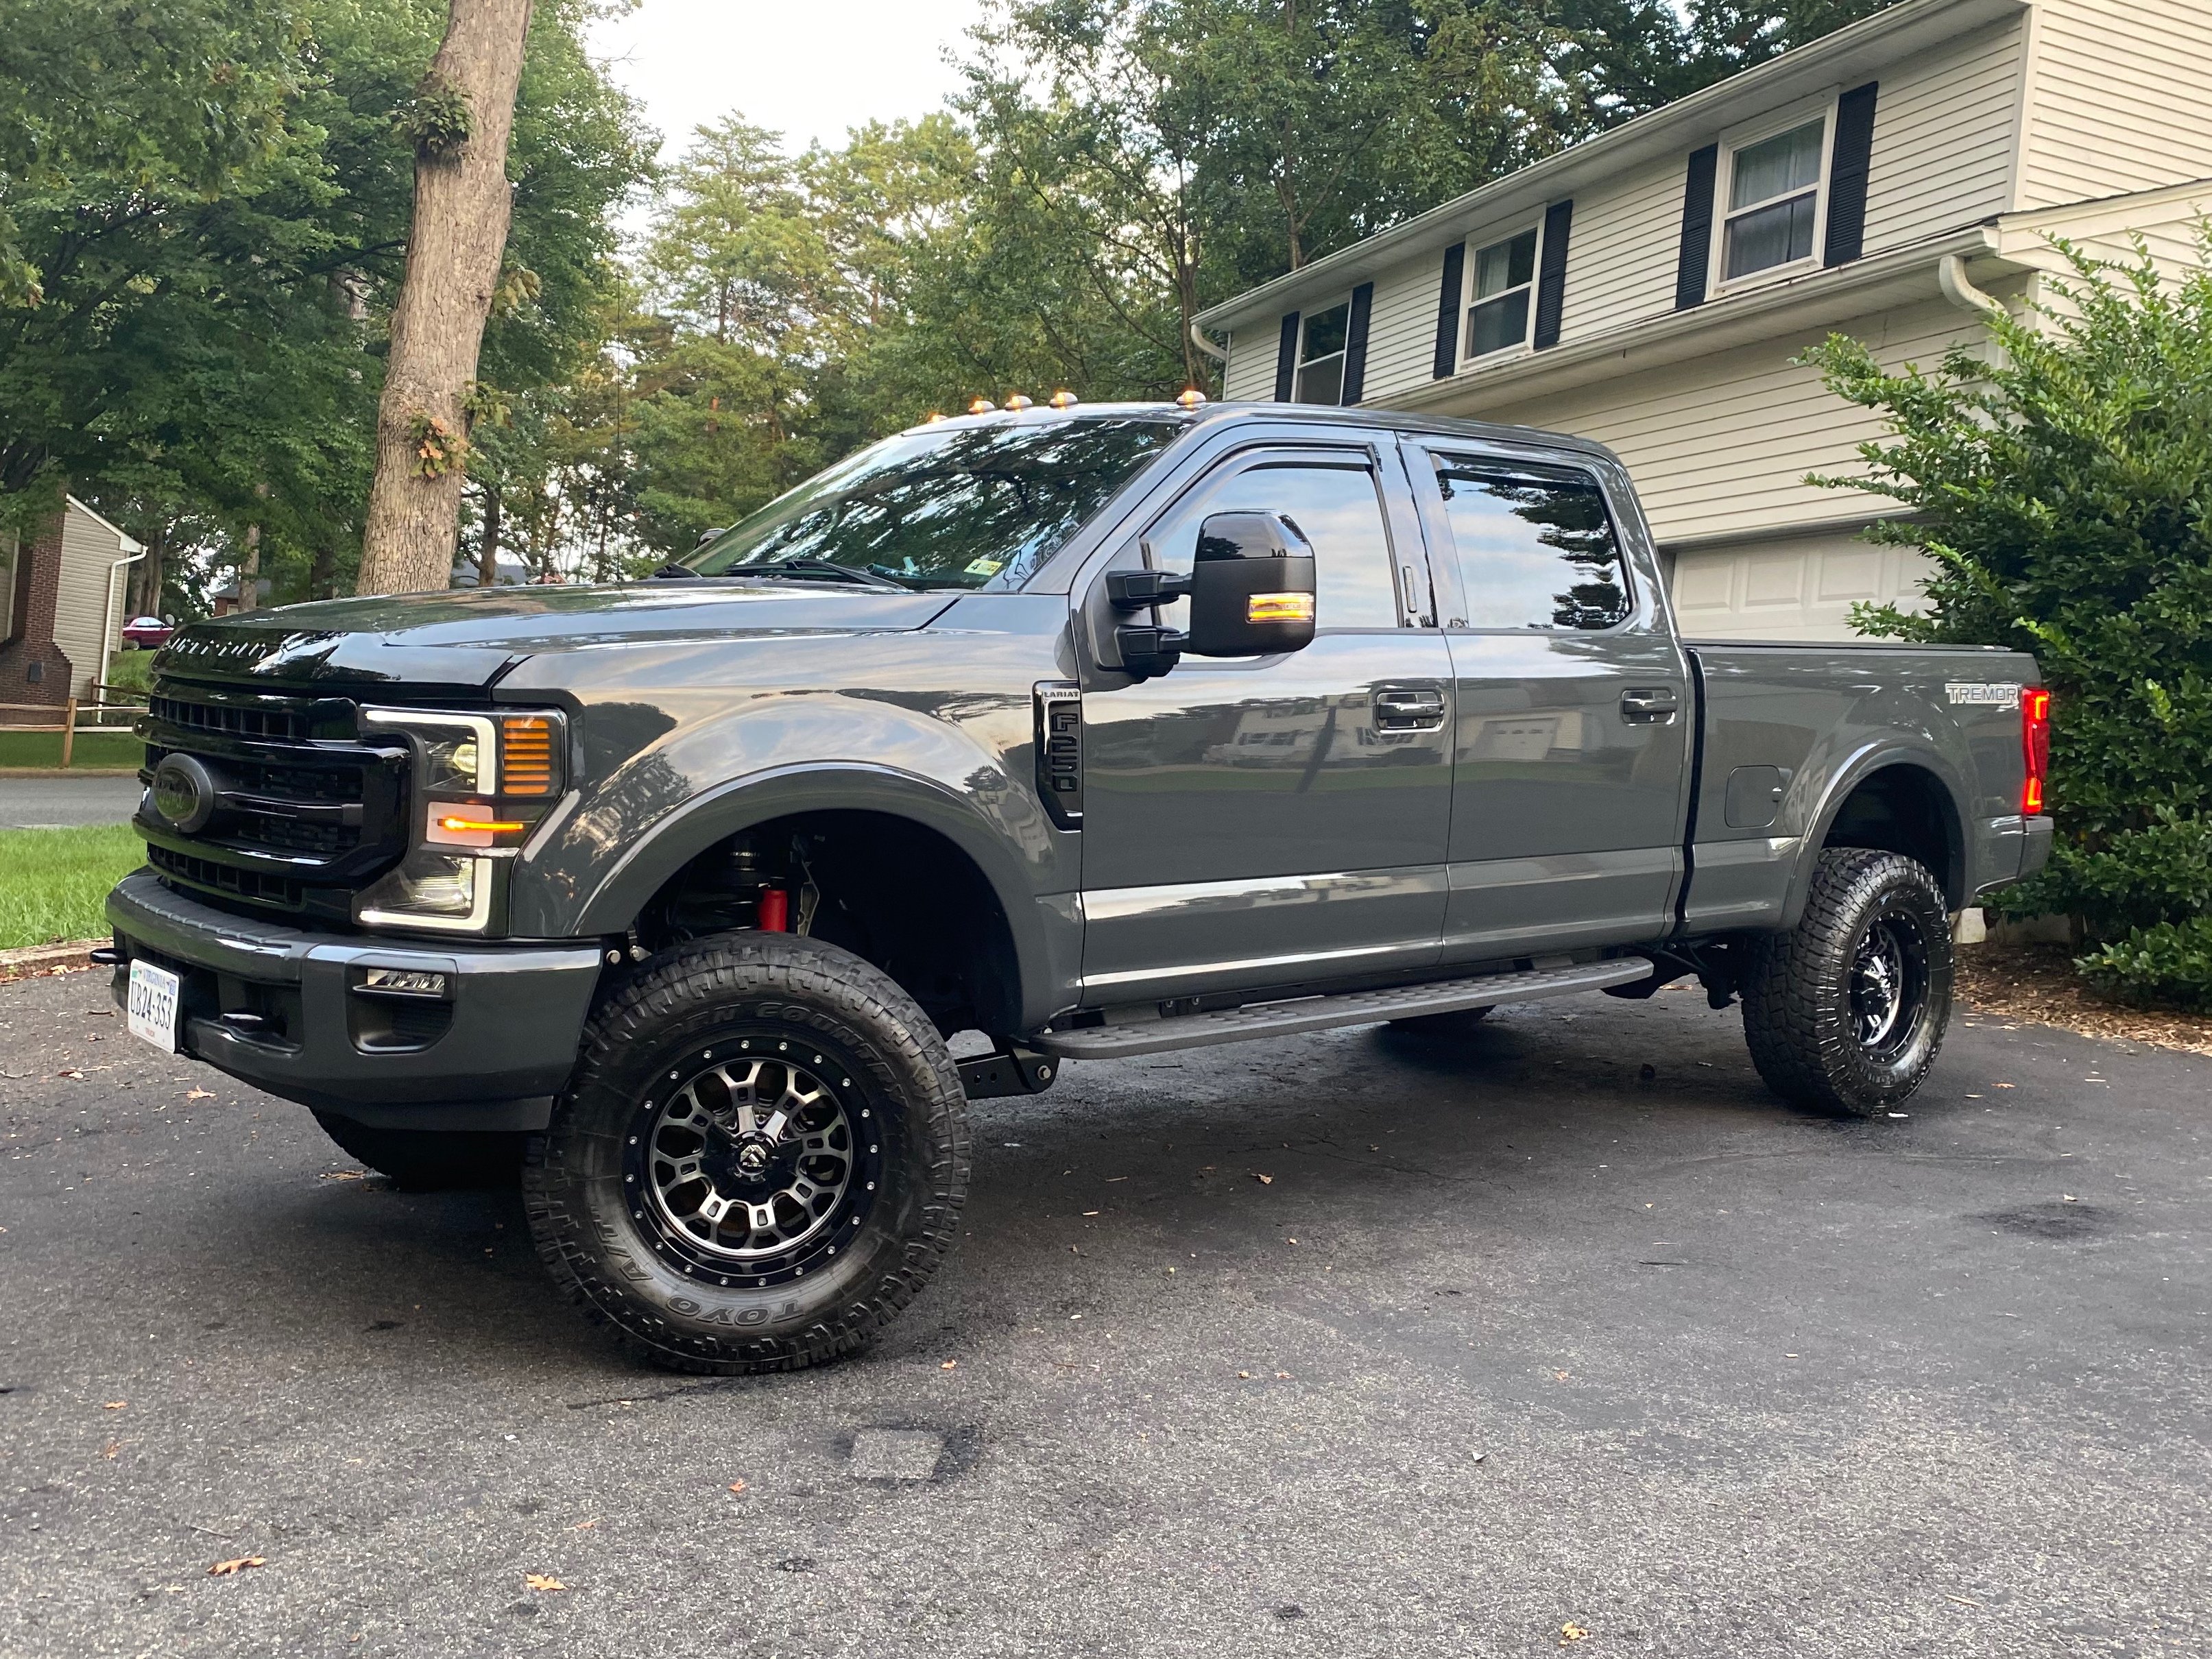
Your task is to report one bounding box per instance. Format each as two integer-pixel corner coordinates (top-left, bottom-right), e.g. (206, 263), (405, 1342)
(186, 1089), (215, 1100)
(1238, 1371), (1251, 1379)
(570, 1519), (598, 1531)
(56, 1069), (85, 1080)
(101, 1440), (124, 1458)
(1561, 1623), (1589, 1645)
(208, 1557), (265, 1577)
(1253, 1173), (1274, 1185)
(102, 1401), (126, 1410)
(525, 1574), (567, 1593)
(2063, 1194), (2078, 1202)
(727, 1480), (747, 1494)
(939, 1360), (957, 1371)
(320, 1170), (366, 1181)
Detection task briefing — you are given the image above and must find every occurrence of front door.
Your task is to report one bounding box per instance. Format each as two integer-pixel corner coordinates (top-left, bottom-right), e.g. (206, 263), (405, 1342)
(1409, 441), (1692, 960)
(1078, 443), (1454, 1004)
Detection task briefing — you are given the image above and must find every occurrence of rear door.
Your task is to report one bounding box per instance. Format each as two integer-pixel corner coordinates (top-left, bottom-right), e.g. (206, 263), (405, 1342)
(1076, 439), (1454, 1002)
(1406, 440), (1691, 959)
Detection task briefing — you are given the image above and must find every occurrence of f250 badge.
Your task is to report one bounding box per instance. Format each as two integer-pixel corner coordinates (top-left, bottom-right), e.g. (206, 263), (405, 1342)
(1945, 681), (2022, 705)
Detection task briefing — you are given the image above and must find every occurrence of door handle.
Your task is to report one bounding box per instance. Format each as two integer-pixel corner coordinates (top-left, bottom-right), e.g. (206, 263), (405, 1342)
(1620, 686), (1680, 725)
(1374, 686), (1447, 732)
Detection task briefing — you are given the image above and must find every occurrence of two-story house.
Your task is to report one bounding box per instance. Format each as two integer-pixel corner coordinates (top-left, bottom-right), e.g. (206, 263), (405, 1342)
(1197, 0), (2212, 639)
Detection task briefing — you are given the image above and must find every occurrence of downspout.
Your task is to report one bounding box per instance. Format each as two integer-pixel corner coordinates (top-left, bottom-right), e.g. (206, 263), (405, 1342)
(99, 548), (145, 701)
(1939, 254), (2005, 317)
(1188, 319), (1228, 365)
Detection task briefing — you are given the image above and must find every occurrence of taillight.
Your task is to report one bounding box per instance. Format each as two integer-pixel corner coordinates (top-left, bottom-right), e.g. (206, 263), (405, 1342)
(2020, 686), (2051, 815)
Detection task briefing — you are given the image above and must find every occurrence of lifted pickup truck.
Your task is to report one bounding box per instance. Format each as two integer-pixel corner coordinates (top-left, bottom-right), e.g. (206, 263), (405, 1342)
(107, 401), (2052, 1372)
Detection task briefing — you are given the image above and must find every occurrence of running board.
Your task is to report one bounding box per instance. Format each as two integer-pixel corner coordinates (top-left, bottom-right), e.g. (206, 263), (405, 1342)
(1029, 958), (1656, 1061)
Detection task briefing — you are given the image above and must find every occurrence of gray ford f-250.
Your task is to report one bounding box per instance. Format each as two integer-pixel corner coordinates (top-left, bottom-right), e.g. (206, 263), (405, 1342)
(107, 400), (2052, 1372)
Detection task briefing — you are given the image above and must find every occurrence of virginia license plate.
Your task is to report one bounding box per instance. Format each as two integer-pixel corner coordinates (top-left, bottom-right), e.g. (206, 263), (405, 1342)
(126, 959), (180, 1054)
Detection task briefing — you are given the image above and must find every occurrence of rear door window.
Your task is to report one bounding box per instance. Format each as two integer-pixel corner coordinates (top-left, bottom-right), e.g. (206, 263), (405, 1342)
(1431, 458), (1632, 631)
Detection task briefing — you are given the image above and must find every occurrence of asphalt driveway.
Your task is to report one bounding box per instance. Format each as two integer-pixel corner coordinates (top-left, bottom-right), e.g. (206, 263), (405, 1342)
(1, 970), (2203, 1657)
(0, 775), (142, 828)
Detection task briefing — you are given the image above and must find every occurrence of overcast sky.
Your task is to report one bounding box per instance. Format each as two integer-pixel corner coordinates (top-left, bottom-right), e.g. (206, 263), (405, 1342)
(588, 0), (991, 164)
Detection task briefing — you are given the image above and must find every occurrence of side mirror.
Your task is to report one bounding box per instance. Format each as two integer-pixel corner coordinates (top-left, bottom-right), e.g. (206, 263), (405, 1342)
(1105, 511), (1317, 677)
(1185, 512), (1317, 657)
(696, 526), (728, 547)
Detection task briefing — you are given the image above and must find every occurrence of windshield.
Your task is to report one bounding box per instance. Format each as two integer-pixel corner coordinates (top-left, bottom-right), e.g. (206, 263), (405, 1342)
(683, 417), (1183, 590)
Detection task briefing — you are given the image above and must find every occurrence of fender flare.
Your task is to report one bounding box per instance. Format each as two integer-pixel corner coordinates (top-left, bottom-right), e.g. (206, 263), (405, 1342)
(568, 762), (1073, 1030)
(1779, 745), (1971, 930)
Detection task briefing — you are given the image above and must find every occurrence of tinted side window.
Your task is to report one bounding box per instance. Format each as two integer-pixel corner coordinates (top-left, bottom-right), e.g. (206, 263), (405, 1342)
(1151, 460), (1401, 630)
(1434, 459), (1631, 631)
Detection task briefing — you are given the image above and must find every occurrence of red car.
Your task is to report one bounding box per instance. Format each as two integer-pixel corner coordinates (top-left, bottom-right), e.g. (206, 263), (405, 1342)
(121, 616), (174, 650)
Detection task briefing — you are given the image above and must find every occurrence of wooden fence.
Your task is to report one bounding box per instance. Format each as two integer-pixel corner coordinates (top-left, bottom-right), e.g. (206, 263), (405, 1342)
(0, 685), (148, 767)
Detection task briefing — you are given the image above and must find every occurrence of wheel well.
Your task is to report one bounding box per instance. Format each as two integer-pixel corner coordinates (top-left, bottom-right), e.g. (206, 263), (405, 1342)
(1821, 765), (1962, 907)
(630, 810), (1022, 1039)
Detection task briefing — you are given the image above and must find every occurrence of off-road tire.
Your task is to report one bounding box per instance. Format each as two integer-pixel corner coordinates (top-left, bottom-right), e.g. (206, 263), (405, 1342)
(523, 932), (970, 1374)
(1740, 847), (1953, 1117)
(311, 1113), (525, 1190)
(1386, 1006), (1494, 1038)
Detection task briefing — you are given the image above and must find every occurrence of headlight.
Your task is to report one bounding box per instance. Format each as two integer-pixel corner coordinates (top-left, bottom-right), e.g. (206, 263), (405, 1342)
(356, 849), (493, 932)
(355, 707), (568, 932)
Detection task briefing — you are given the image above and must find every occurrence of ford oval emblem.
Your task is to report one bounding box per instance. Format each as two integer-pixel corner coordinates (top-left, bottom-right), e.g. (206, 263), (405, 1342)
(151, 753), (220, 834)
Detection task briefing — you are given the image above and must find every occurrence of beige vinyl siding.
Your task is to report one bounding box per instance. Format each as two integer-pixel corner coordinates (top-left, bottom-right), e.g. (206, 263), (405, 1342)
(52, 505), (131, 697)
(1458, 296), (1989, 546)
(1222, 325), (1277, 402)
(2019, 0), (2212, 208)
(1356, 251), (1448, 404)
(1672, 528), (1934, 640)
(1552, 155), (1689, 348)
(1859, 16), (2023, 250)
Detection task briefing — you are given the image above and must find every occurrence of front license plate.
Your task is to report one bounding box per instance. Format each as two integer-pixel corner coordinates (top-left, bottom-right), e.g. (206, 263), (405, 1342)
(126, 959), (181, 1054)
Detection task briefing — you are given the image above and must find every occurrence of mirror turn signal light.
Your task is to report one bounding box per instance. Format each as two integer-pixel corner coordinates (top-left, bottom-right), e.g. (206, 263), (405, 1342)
(1247, 592), (1315, 624)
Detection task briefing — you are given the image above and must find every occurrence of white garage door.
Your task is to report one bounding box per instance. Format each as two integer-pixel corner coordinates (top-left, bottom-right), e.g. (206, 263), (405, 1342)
(1668, 529), (1934, 641)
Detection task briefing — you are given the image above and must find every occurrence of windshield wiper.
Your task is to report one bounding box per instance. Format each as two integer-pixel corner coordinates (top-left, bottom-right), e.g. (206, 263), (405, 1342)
(719, 559), (910, 592)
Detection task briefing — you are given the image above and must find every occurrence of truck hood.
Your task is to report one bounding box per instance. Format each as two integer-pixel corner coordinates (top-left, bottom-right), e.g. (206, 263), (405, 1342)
(153, 581), (961, 690)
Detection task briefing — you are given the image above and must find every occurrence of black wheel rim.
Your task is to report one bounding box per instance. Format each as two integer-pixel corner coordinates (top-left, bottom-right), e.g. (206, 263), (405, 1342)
(1850, 908), (1930, 1061)
(621, 1032), (884, 1288)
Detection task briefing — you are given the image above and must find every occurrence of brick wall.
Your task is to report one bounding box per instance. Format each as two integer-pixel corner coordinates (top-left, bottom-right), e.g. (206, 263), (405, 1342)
(0, 511), (74, 726)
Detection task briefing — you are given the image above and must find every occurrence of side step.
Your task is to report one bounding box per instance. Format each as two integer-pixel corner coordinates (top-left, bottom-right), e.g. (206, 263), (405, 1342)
(1029, 958), (1655, 1061)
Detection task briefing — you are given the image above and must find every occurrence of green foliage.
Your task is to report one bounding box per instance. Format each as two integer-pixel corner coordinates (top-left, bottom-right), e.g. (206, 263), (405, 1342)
(0, 826), (144, 947)
(1803, 228), (2212, 1006)
(402, 71), (474, 158)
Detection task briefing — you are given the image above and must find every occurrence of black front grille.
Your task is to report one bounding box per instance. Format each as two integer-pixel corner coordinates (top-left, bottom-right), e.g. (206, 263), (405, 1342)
(138, 681), (407, 921)
(149, 692), (309, 742)
(149, 845), (307, 911)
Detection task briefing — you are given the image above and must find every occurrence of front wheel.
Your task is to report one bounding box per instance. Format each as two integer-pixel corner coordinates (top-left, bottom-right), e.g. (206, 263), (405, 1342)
(1739, 847), (1954, 1117)
(523, 932), (971, 1374)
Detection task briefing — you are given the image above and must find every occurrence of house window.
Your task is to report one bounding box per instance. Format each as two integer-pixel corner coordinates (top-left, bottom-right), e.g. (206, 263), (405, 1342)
(1722, 118), (1825, 282)
(1465, 228), (1539, 359)
(1296, 301), (1351, 404)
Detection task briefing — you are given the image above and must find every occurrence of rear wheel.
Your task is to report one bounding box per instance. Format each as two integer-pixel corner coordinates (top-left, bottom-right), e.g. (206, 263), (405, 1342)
(524, 932), (970, 1374)
(310, 1113), (524, 1190)
(1740, 847), (1953, 1116)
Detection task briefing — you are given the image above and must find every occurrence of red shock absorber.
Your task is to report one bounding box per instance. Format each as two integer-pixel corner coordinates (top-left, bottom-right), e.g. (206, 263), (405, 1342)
(2020, 686), (2052, 815)
(756, 887), (790, 932)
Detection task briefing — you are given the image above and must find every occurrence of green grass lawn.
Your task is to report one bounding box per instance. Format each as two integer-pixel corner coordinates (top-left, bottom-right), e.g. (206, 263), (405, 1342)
(0, 731), (142, 771)
(0, 826), (143, 948)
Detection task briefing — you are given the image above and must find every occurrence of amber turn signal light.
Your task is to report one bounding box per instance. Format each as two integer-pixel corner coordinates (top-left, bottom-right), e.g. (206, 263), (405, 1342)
(1247, 592), (1315, 624)
(500, 716), (555, 796)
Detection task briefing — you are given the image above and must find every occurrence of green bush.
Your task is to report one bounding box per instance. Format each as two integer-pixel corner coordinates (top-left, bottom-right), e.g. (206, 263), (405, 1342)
(1803, 228), (2212, 1008)
(104, 650), (157, 694)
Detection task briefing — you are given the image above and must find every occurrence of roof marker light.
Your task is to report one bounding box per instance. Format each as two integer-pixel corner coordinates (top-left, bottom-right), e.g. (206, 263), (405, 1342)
(968, 397), (997, 415)
(924, 411), (946, 424)
(1177, 387), (1208, 408)
(1005, 393), (1033, 411)
(1049, 389), (1079, 410)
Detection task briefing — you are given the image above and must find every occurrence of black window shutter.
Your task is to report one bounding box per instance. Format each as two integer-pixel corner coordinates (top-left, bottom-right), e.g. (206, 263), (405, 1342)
(1340, 282), (1375, 404)
(1432, 243), (1466, 378)
(1533, 199), (1574, 350)
(1274, 312), (1301, 402)
(1675, 145), (1719, 310)
(1824, 82), (1879, 267)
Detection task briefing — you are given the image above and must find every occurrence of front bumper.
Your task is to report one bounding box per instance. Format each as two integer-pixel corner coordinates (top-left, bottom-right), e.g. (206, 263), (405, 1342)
(106, 870), (604, 1131)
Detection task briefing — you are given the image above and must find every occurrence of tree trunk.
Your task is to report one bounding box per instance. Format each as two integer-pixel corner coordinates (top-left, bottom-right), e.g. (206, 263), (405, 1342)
(238, 520), (261, 613)
(306, 540), (339, 600)
(476, 481), (503, 588)
(133, 521), (169, 618)
(357, 0), (536, 597)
